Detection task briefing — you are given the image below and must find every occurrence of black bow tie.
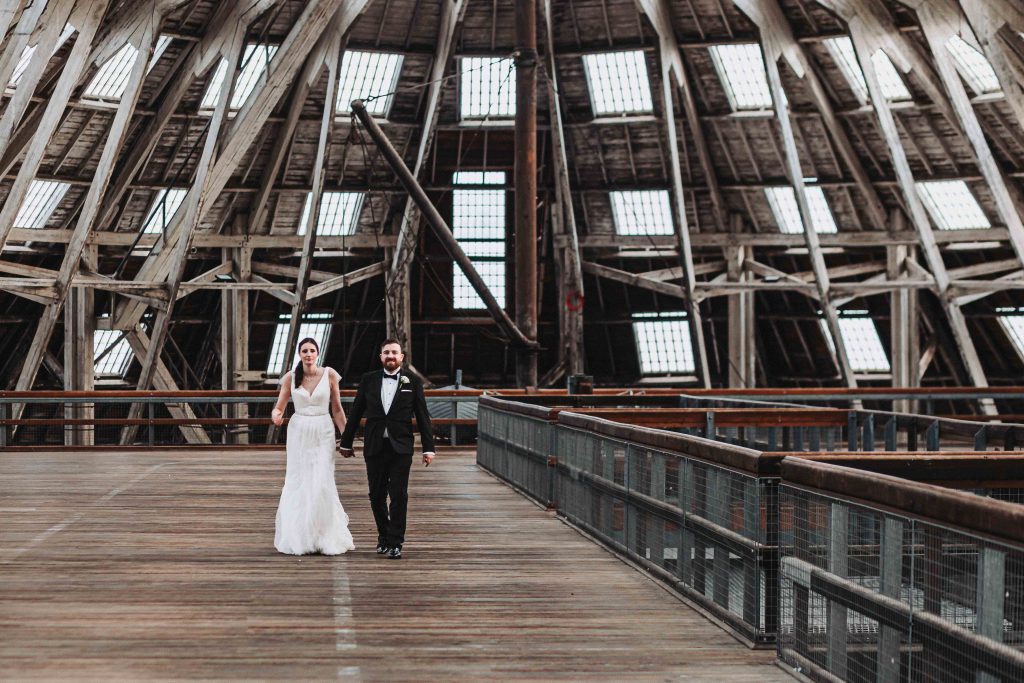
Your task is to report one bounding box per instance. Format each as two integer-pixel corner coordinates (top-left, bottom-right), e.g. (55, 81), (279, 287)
(383, 374), (399, 381)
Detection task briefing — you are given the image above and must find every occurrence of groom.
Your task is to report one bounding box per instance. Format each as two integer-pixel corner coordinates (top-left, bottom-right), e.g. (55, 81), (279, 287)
(338, 339), (435, 560)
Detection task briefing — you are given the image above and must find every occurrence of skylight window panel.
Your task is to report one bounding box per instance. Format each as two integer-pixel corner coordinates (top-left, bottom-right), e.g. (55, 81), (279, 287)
(336, 50), (403, 116)
(764, 186), (838, 234)
(708, 43), (772, 110)
(825, 37), (868, 103)
(266, 313), (331, 374)
(946, 35), (1001, 95)
(460, 57), (516, 119)
(633, 312), (695, 374)
(93, 330), (133, 377)
(454, 262), (505, 309)
(826, 39), (911, 102)
(147, 35), (172, 72)
(83, 43), (139, 99)
(141, 188), (187, 234)
(9, 24), (76, 87)
(582, 50), (654, 115)
(998, 316), (1024, 360)
(870, 50), (912, 101)
(610, 190), (674, 235)
(13, 180), (70, 228)
(917, 180), (991, 230)
(452, 171), (506, 309)
(10, 45), (36, 86)
(452, 171), (505, 185)
(201, 44), (278, 110)
(298, 192), (364, 236)
(820, 316), (890, 373)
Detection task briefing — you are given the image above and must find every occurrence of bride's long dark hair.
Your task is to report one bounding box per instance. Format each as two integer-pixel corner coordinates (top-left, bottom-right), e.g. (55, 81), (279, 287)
(294, 337), (320, 388)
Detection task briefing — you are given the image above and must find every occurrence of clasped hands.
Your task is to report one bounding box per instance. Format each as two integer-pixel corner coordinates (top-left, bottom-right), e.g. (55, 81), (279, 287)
(335, 442), (433, 466)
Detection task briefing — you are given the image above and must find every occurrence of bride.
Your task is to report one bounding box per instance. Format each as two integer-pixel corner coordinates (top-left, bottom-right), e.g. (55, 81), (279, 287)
(271, 337), (355, 555)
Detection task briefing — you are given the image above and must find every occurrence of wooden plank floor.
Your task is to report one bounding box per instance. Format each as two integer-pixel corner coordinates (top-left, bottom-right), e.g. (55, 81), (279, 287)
(0, 447), (792, 681)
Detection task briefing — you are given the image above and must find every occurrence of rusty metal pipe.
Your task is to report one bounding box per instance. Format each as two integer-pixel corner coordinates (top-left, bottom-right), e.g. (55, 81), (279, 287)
(350, 99), (535, 350)
(514, 0), (539, 387)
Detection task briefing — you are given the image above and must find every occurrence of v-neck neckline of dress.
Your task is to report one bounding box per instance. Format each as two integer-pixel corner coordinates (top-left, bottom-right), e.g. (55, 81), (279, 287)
(299, 369), (326, 396)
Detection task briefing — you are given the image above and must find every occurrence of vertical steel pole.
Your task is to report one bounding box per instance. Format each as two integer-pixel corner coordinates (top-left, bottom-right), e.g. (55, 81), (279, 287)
(514, 0), (538, 388)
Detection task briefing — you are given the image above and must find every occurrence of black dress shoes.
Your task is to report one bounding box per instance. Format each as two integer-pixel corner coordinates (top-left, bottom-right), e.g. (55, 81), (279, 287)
(387, 546), (402, 560)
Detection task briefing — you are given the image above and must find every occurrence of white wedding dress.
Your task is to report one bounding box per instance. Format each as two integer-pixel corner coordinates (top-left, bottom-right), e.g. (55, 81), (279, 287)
(274, 370), (355, 555)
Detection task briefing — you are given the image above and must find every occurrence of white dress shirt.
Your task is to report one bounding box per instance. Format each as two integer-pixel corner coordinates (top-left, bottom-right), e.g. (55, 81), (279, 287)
(381, 370), (400, 437)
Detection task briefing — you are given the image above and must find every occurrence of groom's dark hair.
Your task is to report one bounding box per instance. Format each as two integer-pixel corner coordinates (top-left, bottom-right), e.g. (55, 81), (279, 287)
(380, 338), (403, 352)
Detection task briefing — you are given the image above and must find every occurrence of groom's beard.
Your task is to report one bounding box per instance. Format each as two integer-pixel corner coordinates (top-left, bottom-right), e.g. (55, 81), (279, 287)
(383, 359), (400, 372)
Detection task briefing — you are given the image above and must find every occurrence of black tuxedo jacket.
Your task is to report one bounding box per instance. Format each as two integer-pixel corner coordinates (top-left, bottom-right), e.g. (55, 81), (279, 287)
(339, 369), (436, 457)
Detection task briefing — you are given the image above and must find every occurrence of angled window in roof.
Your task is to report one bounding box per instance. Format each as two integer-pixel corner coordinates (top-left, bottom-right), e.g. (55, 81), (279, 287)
(201, 43), (278, 110)
(9, 24), (76, 87)
(825, 37), (911, 102)
(764, 186), (838, 234)
(14, 180), (70, 229)
(820, 314), (890, 373)
(141, 188), (187, 234)
(83, 43), (139, 99)
(633, 312), (695, 374)
(825, 37), (869, 103)
(870, 49), (912, 101)
(452, 171), (506, 309)
(708, 43), (772, 110)
(998, 315), (1024, 360)
(917, 180), (991, 230)
(946, 35), (1000, 95)
(93, 330), (134, 377)
(10, 45), (37, 87)
(460, 57), (516, 119)
(336, 50), (403, 116)
(298, 191), (364, 236)
(610, 190), (674, 236)
(267, 313), (331, 375)
(582, 50), (654, 115)
(147, 35), (172, 71)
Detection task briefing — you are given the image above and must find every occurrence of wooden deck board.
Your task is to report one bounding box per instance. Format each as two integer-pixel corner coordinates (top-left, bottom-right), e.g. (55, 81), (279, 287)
(0, 448), (791, 681)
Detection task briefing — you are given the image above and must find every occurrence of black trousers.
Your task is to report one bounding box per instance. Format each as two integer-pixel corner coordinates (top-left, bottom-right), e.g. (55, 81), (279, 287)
(364, 438), (413, 547)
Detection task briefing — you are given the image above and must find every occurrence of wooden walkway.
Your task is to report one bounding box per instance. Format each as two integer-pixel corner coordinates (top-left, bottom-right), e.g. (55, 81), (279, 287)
(0, 447), (791, 681)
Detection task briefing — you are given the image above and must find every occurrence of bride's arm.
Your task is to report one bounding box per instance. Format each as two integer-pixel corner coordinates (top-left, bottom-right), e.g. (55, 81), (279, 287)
(328, 368), (347, 434)
(271, 372), (292, 426)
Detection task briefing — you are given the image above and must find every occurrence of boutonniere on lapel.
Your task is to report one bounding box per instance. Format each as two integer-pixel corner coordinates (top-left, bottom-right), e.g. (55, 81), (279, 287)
(399, 375), (410, 387)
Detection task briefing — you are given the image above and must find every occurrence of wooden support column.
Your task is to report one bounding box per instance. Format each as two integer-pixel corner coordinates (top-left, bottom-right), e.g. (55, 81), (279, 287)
(541, 0), (584, 380)
(888, 243), (919, 413)
(221, 243), (250, 445)
(63, 248), (96, 446)
(726, 239), (756, 388)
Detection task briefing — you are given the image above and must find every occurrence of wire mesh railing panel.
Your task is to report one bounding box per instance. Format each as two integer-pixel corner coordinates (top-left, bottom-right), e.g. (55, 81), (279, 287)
(477, 404), (778, 645)
(477, 406), (553, 507)
(779, 484), (1024, 682)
